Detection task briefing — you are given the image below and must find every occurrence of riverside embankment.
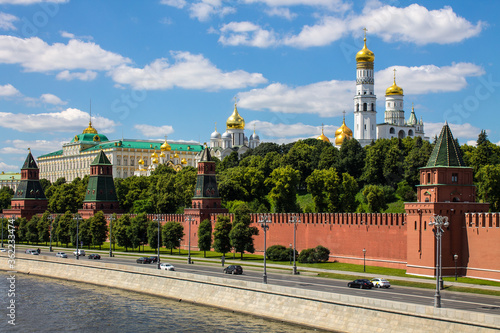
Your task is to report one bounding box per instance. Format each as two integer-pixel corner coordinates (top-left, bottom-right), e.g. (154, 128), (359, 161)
(2, 254), (499, 332)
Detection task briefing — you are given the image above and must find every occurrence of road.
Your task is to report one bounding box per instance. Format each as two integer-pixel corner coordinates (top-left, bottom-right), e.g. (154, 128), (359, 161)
(41, 250), (500, 317)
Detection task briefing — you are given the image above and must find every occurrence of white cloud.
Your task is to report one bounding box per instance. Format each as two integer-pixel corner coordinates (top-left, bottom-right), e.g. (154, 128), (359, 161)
(59, 31), (93, 40)
(40, 93), (66, 105)
(0, 84), (20, 97)
(0, 108), (117, 133)
(353, 4), (483, 45)
(0, 0), (68, 4)
(375, 63), (484, 96)
(249, 120), (338, 138)
(0, 161), (19, 172)
(0, 36), (130, 72)
(238, 80), (353, 117)
(189, 1), (235, 22)
(110, 51), (267, 91)
(134, 124), (174, 138)
(2, 139), (65, 153)
(219, 21), (277, 47)
(264, 7), (297, 20)
(160, 0), (186, 9)
(0, 12), (18, 30)
(283, 16), (347, 48)
(243, 0), (351, 12)
(56, 70), (97, 81)
(424, 122), (481, 142)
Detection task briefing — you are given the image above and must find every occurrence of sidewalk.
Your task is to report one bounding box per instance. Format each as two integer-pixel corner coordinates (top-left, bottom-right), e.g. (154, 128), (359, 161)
(14, 243), (500, 292)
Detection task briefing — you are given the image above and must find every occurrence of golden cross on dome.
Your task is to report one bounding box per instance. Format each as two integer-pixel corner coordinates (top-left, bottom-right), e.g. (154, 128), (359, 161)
(321, 123), (324, 133)
(393, 68), (397, 81)
(234, 96), (238, 106)
(363, 27), (368, 38)
(215, 122), (217, 131)
(164, 135), (168, 141)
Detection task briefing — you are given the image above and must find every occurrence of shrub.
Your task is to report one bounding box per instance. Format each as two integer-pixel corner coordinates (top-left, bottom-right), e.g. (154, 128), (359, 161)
(298, 245), (331, 263)
(266, 245), (298, 261)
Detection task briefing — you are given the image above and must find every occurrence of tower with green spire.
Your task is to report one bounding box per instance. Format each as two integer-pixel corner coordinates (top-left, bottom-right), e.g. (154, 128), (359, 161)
(2, 149), (48, 219)
(78, 150), (122, 218)
(405, 123), (489, 278)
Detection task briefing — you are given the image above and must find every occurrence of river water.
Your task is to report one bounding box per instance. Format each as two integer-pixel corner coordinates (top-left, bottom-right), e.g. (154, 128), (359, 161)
(0, 271), (329, 332)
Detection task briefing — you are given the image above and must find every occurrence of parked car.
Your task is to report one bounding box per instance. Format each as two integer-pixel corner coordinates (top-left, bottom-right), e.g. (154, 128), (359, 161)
(371, 278), (390, 288)
(25, 249), (36, 254)
(88, 254), (101, 260)
(56, 252), (68, 258)
(73, 249), (86, 257)
(347, 279), (373, 289)
(223, 265), (243, 275)
(28, 250), (39, 255)
(136, 257), (152, 264)
(160, 263), (175, 271)
(148, 256), (158, 263)
(0, 248), (6, 252)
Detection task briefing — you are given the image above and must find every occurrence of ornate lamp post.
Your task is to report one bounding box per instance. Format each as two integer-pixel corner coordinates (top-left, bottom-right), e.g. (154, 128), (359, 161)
(109, 215), (114, 257)
(429, 214), (449, 308)
(185, 215), (192, 264)
(289, 214), (301, 275)
(363, 248), (367, 272)
(48, 215), (53, 252)
(258, 215), (270, 284)
(289, 243), (292, 265)
(454, 254), (458, 281)
(73, 214), (82, 260)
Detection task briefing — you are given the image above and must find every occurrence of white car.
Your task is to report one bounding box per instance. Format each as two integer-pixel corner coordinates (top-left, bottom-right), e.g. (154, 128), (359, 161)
(56, 252), (68, 258)
(0, 248), (6, 252)
(371, 278), (391, 288)
(160, 263), (175, 271)
(73, 249), (86, 257)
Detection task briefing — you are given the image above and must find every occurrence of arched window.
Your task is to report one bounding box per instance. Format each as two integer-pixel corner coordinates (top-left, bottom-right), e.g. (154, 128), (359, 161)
(408, 129), (414, 136)
(389, 127), (395, 134)
(363, 103), (367, 111)
(356, 103), (359, 111)
(371, 103), (374, 111)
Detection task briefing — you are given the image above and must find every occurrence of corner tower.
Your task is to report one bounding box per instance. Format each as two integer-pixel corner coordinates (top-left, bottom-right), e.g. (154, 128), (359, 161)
(353, 28), (377, 147)
(405, 123), (489, 277)
(3, 149), (48, 219)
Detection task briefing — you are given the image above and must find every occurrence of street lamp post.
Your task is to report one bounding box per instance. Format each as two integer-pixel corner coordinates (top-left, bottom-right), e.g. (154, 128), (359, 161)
(109, 215), (114, 257)
(454, 254), (458, 281)
(73, 214), (82, 260)
(289, 243), (292, 265)
(155, 215), (161, 269)
(48, 215), (53, 252)
(186, 215), (192, 264)
(289, 214), (301, 275)
(429, 215), (449, 308)
(258, 215), (270, 284)
(178, 238), (181, 255)
(0, 214), (4, 248)
(363, 248), (367, 272)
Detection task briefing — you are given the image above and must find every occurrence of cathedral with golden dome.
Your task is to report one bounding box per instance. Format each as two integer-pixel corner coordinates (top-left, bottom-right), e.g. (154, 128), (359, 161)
(353, 29), (426, 146)
(209, 102), (260, 159)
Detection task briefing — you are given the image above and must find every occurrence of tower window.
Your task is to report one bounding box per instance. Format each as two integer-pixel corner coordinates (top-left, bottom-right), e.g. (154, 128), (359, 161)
(427, 173), (431, 183)
(364, 124), (366, 130)
(356, 103), (359, 111)
(371, 103), (374, 111)
(364, 91), (366, 95)
(452, 173), (458, 183)
(363, 103), (367, 111)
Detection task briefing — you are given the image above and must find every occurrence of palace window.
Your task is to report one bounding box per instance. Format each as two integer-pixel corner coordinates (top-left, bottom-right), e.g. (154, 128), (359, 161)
(452, 173), (458, 183)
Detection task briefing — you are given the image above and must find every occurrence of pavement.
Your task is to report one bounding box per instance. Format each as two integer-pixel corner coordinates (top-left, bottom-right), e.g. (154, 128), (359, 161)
(13, 243), (500, 293)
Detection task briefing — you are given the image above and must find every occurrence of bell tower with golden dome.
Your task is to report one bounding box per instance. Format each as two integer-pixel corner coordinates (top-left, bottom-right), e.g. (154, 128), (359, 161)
(225, 102), (245, 146)
(384, 68), (405, 126)
(353, 28), (377, 147)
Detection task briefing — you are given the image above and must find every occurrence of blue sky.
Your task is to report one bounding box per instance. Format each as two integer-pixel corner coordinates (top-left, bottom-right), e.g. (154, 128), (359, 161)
(0, 0), (497, 172)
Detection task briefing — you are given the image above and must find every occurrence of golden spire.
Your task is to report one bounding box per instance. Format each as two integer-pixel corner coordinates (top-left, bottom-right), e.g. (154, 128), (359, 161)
(226, 100), (245, 130)
(161, 135), (171, 151)
(356, 28), (374, 63)
(317, 123), (330, 143)
(83, 101), (98, 134)
(335, 111), (353, 145)
(385, 68), (404, 95)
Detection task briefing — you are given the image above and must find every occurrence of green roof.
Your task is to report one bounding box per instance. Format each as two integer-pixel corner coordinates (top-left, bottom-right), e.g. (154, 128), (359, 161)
(38, 150), (63, 158)
(426, 123), (466, 167)
(22, 151), (38, 169)
(0, 172), (20, 181)
(91, 150), (112, 166)
(70, 133), (109, 143)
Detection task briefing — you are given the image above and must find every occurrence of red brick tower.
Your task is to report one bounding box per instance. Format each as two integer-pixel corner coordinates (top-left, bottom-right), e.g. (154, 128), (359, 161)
(3, 149), (48, 219)
(405, 123), (489, 277)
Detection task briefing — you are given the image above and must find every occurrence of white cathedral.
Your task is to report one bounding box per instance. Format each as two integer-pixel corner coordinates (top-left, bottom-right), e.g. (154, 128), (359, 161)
(320, 31), (427, 147)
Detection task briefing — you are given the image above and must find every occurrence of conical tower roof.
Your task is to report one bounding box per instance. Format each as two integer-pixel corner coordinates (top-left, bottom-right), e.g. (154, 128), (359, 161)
(426, 122), (465, 167)
(199, 147), (212, 162)
(91, 150), (112, 166)
(22, 150), (38, 169)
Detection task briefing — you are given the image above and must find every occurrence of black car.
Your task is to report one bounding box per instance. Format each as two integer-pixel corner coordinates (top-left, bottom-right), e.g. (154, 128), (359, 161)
(148, 256), (158, 263)
(88, 254), (101, 260)
(136, 257), (152, 264)
(223, 265), (243, 275)
(347, 279), (373, 289)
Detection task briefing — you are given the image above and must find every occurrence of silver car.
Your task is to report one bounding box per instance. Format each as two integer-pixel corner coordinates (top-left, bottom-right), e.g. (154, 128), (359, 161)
(371, 278), (391, 288)
(160, 263), (175, 271)
(56, 252), (68, 258)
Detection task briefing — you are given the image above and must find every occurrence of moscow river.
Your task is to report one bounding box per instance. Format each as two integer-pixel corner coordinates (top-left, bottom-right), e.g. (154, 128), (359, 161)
(0, 271), (328, 332)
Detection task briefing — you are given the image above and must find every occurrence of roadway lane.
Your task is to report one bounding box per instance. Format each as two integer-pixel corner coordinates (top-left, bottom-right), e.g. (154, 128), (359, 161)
(48, 252), (500, 316)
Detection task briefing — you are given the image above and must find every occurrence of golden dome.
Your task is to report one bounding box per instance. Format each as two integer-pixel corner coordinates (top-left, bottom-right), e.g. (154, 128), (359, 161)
(386, 69), (403, 95)
(226, 103), (245, 130)
(174, 153), (179, 158)
(152, 158), (159, 164)
(181, 158), (187, 165)
(138, 159), (144, 165)
(316, 125), (330, 143)
(82, 121), (98, 134)
(151, 152), (158, 158)
(159, 152), (165, 158)
(356, 36), (374, 63)
(160, 137), (171, 151)
(335, 115), (353, 146)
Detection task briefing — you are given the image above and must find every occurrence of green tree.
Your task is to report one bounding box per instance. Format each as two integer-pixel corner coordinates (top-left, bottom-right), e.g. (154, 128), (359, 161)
(147, 173), (179, 213)
(361, 139), (390, 186)
(361, 185), (388, 213)
(383, 139), (404, 188)
(37, 212), (51, 245)
(147, 219), (162, 251)
(213, 215), (232, 256)
(162, 221), (184, 254)
(198, 219), (212, 258)
(48, 183), (81, 213)
(0, 187), (13, 210)
(114, 214), (133, 251)
(90, 211), (108, 249)
(477, 164), (500, 211)
(114, 176), (150, 213)
(229, 204), (258, 259)
(17, 217), (27, 243)
(266, 166), (300, 213)
(318, 145), (340, 170)
(78, 217), (93, 249)
(129, 213), (148, 251)
(219, 151), (239, 171)
(282, 140), (315, 188)
(404, 137), (433, 187)
(306, 168), (341, 212)
(174, 166), (197, 210)
(338, 138), (365, 179)
(26, 216), (40, 244)
(55, 212), (72, 247)
(340, 173), (359, 212)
